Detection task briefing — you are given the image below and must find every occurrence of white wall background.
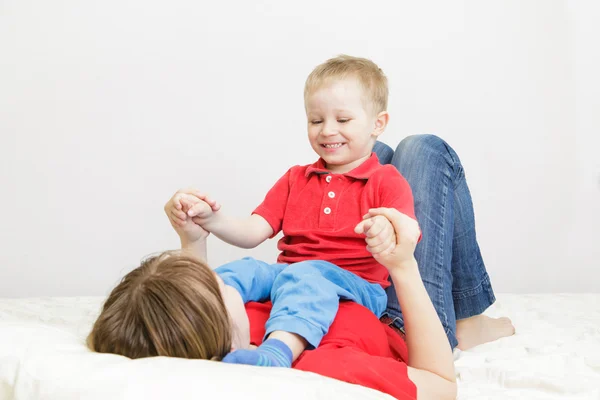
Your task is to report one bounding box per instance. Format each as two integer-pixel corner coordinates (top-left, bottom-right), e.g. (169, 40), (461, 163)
(1, 0), (598, 297)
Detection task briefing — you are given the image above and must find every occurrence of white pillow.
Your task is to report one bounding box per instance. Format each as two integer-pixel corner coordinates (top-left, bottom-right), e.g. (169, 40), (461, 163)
(0, 297), (393, 400)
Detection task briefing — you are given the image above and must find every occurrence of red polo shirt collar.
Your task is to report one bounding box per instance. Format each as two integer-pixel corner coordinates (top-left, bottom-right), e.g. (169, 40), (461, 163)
(305, 153), (381, 180)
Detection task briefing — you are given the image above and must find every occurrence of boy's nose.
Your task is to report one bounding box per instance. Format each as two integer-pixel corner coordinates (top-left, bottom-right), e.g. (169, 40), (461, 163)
(321, 122), (337, 136)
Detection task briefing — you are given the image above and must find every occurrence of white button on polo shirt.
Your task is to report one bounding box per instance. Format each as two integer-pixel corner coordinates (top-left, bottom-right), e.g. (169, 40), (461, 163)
(328, 191), (335, 198)
(325, 175), (332, 183)
(324, 207), (331, 215)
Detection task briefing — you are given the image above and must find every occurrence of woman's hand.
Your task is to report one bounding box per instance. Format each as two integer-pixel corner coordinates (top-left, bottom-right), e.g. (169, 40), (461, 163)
(355, 207), (421, 273)
(164, 189), (215, 243)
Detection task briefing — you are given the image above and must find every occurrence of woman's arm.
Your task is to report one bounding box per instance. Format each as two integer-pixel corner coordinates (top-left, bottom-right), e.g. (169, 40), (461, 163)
(391, 260), (455, 381)
(180, 236), (208, 263)
(391, 262), (457, 400)
(358, 208), (457, 400)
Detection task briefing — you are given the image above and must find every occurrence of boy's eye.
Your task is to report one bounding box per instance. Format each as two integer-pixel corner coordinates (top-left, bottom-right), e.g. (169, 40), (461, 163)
(337, 119), (349, 123)
(311, 120), (323, 125)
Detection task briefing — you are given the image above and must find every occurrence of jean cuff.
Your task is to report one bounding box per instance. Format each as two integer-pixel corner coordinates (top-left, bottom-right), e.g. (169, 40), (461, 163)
(453, 273), (496, 320)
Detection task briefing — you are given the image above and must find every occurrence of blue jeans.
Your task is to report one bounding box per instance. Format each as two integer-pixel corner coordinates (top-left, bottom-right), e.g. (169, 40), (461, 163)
(216, 258), (387, 349)
(374, 135), (496, 349)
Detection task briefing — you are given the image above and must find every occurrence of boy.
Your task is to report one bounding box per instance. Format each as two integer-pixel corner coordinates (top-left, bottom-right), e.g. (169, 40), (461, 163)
(166, 55), (418, 368)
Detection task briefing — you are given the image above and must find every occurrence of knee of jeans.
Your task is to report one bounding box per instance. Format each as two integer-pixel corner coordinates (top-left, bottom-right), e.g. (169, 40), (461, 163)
(373, 141), (394, 165)
(395, 134), (457, 169)
(395, 134), (443, 157)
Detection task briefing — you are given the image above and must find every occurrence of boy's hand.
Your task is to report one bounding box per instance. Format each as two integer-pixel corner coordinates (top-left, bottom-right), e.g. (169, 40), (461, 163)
(164, 189), (219, 243)
(186, 193), (220, 219)
(354, 208), (420, 272)
(165, 189), (220, 227)
(354, 214), (396, 262)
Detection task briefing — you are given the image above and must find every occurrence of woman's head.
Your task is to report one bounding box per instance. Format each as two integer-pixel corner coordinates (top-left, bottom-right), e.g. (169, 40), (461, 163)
(88, 251), (248, 360)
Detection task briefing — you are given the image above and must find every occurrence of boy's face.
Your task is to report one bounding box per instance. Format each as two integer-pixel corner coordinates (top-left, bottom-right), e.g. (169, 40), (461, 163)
(305, 78), (386, 174)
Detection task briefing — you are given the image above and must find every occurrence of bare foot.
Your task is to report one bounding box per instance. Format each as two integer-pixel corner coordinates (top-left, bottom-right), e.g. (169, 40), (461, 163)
(456, 315), (515, 350)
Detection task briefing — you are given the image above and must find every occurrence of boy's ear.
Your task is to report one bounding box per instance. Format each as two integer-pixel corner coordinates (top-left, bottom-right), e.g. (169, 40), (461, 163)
(371, 111), (389, 138)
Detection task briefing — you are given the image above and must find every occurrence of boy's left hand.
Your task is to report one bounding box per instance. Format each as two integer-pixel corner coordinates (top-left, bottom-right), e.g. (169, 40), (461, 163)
(356, 208), (421, 273)
(354, 213), (396, 263)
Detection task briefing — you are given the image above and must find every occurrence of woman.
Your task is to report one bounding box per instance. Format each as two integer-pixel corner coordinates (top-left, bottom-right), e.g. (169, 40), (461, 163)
(89, 135), (513, 400)
(89, 205), (452, 400)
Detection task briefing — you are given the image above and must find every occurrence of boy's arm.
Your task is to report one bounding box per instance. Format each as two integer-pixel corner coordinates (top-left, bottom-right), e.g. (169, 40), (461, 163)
(186, 168), (293, 249)
(166, 188), (274, 249)
(187, 206), (274, 249)
(171, 166), (292, 249)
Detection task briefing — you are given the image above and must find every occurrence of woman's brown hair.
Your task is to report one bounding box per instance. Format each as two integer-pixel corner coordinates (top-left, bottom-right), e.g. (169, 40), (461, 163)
(87, 251), (232, 360)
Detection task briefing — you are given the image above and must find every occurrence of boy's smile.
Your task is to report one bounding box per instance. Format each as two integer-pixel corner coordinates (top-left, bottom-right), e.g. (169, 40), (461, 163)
(321, 142), (345, 153)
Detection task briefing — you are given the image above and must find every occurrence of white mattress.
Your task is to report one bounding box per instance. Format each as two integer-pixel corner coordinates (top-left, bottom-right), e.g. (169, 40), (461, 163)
(0, 294), (599, 400)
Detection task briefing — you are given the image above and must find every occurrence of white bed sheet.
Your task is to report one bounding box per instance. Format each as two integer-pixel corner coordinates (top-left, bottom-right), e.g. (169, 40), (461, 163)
(454, 294), (600, 400)
(0, 294), (599, 400)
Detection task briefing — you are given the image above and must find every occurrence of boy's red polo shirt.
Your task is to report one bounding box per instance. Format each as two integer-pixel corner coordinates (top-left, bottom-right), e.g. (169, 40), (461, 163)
(253, 153), (416, 288)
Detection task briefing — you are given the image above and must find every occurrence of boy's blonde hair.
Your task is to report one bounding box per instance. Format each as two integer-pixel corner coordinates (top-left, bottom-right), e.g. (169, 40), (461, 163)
(87, 251), (232, 360)
(304, 54), (388, 114)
